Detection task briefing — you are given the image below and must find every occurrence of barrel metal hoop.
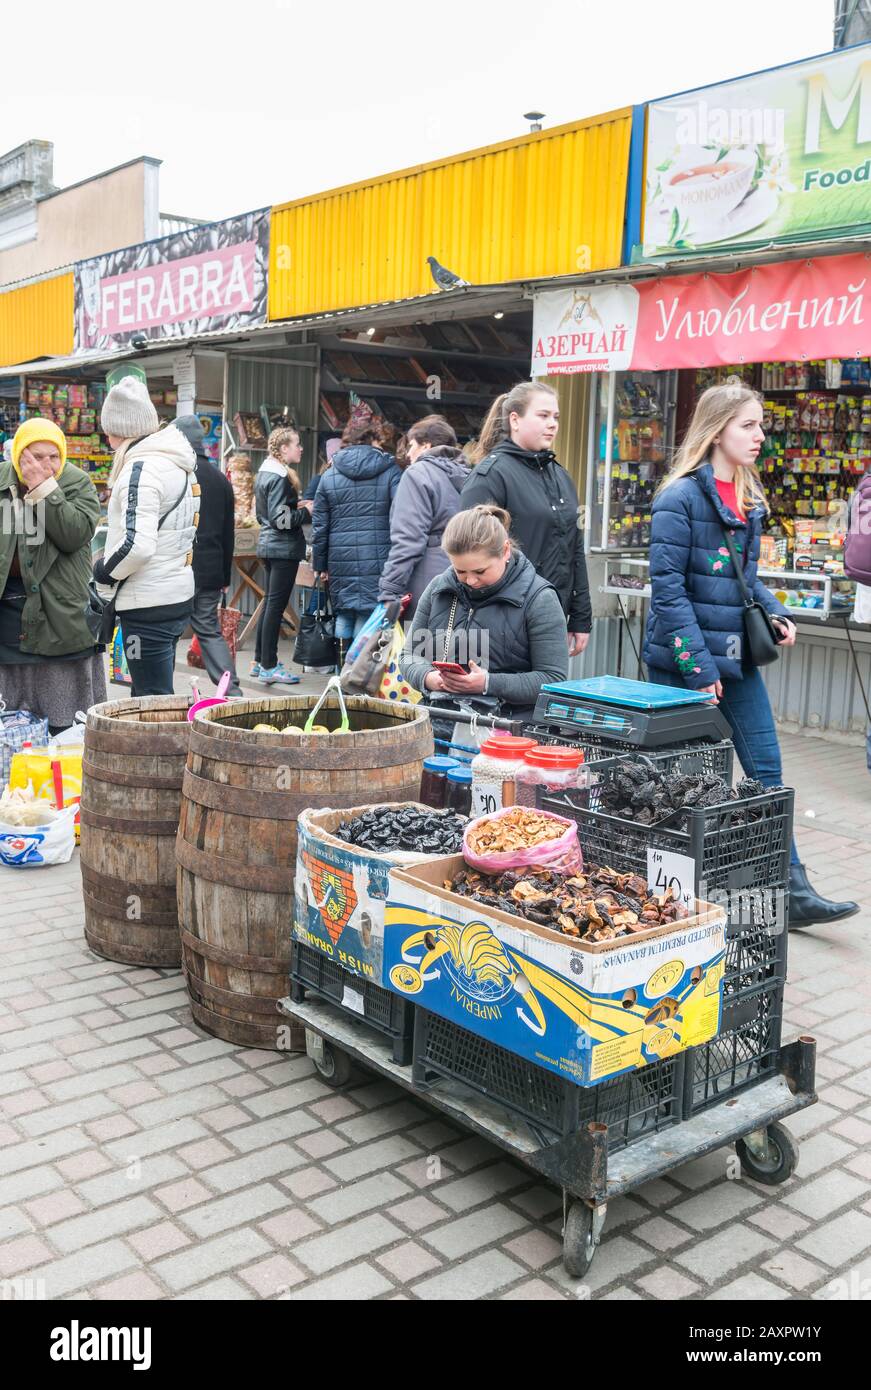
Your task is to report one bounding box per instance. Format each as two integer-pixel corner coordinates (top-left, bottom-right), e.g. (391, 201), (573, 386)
(79, 807), (178, 837)
(179, 927), (287, 975)
(83, 928), (180, 968)
(83, 889), (178, 929)
(85, 727), (189, 758)
(79, 863), (174, 904)
(175, 836), (294, 893)
(187, 726), (431, 771)
(182, 968), (285, 1014)
(82, 758), (182, 791)
(181, 768), (310, 820)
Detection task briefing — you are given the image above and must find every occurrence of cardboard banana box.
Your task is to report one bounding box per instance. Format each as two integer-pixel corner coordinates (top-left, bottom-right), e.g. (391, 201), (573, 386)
(383, 856), (726, 1087)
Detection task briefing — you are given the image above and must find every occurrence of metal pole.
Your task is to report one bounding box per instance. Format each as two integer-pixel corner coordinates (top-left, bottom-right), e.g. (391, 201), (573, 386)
(601, 372), (616, 551)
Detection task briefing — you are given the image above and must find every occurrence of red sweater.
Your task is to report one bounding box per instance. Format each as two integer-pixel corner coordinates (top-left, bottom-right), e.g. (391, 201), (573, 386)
(715, 477), (744, 520)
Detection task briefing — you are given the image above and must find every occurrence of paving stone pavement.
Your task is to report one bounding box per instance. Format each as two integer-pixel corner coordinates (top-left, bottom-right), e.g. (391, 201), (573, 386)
(1, 730), (869, 1301)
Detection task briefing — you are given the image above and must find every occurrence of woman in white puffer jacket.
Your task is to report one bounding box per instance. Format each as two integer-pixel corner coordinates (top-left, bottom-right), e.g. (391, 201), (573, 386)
(93, 376), (198, 696)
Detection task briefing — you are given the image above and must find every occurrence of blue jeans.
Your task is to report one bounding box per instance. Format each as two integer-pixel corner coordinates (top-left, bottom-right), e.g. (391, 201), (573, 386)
(334, 609), (370, 641)
(120, 609), (190, 697)
(648, 665), (800, 865)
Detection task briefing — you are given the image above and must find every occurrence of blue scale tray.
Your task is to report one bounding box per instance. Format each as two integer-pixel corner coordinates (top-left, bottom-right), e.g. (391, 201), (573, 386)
(540, 678), (714, 710)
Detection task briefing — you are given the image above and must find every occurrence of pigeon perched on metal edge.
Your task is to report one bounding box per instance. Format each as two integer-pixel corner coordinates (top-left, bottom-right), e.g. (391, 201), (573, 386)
(427, 256), (470, 290)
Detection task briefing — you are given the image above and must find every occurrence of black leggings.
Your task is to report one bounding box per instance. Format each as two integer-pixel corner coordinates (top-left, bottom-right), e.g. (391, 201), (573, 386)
(255, 559), (299, 669)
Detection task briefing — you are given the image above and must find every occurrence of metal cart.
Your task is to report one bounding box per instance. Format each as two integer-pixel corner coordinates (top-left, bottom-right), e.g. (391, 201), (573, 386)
(278, 994), (816, 1279)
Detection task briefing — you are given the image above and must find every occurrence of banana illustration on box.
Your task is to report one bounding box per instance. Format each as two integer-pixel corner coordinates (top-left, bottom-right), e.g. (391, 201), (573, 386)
(384, 900), (725, 1085)
(389, 918), (547, 1036)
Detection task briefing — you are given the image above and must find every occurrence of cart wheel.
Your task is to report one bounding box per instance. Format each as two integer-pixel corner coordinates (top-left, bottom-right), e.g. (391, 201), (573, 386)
(313, 1043), (354, 1088)
(736, 1121), (798, 1186)
(563, 1202), (603, 1279)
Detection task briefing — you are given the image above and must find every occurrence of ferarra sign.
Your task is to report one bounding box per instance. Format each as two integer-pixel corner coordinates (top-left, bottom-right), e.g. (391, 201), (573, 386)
(74, 209), (269, 352)
(642, 44), (871, 257)
(531, 251), (871, 374)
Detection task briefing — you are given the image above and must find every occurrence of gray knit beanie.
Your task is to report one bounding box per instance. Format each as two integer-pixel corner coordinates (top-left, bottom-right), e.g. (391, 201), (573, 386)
(101, 376), (159, 438)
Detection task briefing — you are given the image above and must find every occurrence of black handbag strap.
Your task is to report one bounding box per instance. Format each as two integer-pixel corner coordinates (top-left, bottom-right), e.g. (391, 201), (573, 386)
(719, 526), (754, 608)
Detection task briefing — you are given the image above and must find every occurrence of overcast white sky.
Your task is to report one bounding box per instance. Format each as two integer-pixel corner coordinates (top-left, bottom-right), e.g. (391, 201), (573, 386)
(7, 0), (835, 223)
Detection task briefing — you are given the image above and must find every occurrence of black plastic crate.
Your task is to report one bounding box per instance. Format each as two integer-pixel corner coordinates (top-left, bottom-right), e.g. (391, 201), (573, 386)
(720, 897), (788, 1000)
(686, 983), (783, 1114)
(523, 723), (729, 760)
(581, 740), (735, 786)
(541, 784), (794, 901)
(412, 1008), (684, 1152)
(290, 939), (414, 1065)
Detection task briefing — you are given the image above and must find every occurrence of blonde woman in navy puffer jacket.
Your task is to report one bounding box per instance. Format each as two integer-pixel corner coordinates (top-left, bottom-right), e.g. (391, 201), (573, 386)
(644, 380), (856, 933)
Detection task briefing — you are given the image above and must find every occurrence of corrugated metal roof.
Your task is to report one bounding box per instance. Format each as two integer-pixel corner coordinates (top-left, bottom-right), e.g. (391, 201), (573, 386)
(0, 272), (74, 365)
(269, 109), (633, 320)
(0, 283), (529, 375)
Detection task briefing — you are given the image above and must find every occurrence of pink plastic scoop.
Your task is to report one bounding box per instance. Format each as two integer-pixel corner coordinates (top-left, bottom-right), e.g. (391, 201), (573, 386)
(188, 671), (233, 722)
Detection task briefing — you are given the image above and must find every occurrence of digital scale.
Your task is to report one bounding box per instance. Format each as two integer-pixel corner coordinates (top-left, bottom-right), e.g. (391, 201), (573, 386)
(527, 677), (732, 751)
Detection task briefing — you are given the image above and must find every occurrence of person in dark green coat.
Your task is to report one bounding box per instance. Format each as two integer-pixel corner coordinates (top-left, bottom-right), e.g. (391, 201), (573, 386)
(0, 419), (106, 731)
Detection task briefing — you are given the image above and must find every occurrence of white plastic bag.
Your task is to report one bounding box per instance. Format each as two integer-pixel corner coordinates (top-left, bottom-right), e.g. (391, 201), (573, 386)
(51, 723), (86, 748)
(0, 805), (76, 867)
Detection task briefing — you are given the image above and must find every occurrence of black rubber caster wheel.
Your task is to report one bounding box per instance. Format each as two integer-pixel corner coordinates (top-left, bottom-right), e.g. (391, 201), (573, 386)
(736, 1121), (799, 1186)
(312, 1042), (354, 1088)
(563, 1202), (602, 1279)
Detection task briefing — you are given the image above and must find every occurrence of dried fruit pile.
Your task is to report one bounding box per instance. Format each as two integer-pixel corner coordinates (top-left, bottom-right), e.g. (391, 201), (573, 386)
(466, 808), (567, 857)
(596, 757), (771, 828)
(447, 864), (689, 942)
(336, 807), (466, 855)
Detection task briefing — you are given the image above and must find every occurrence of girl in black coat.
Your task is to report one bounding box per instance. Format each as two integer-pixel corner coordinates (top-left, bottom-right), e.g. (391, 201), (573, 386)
(461, 382), (591, 657)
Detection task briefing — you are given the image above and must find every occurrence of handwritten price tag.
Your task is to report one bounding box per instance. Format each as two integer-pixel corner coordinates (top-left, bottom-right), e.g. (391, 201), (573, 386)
(646, 847), (696, 912)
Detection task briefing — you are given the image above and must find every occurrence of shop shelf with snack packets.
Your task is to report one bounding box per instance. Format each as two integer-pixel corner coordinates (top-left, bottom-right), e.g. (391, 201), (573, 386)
(277, 992), (815, 1279)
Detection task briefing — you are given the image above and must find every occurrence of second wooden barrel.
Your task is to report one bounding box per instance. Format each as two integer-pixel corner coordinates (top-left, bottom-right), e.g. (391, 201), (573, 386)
(80, 696), (191, 968)
(177, 695), (433, 1049)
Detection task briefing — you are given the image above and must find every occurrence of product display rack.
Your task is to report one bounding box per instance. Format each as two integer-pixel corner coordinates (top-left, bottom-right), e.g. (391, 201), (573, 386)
(591, 358), (870, 605)
(590, 369), (678, 551)
(316, 313), (530, 444)
(601, 555), (837, 620)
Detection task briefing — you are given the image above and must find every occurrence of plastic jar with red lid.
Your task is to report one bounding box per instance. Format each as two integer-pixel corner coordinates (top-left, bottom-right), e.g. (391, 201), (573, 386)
(470, 736), (536, 816)
(515, 745), (586, 807)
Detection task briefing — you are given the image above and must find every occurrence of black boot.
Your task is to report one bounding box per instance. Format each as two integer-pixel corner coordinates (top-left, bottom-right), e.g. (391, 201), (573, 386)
(788, 863), (859, 931)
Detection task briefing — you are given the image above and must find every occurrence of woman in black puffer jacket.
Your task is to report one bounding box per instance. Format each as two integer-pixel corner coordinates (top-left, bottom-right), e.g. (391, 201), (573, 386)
(461, 381), (592, 658)
(253, 426), (311, 685)
(311, 420), (401, 652)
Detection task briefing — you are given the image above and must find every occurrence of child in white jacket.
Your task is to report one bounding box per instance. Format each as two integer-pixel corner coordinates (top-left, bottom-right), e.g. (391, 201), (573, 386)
(94, 377), (198, 696)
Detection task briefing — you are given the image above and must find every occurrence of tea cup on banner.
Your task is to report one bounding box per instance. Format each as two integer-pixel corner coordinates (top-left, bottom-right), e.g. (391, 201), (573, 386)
(662, 145), (756, 241)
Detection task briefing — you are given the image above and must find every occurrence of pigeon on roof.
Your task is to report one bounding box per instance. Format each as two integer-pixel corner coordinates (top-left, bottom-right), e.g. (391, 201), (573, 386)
(427, 256), (470, 290)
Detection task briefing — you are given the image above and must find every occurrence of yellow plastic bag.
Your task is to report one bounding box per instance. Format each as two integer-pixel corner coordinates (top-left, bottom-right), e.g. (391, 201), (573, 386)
(379, 623), (422, 706)
(8, 747), (83, 842)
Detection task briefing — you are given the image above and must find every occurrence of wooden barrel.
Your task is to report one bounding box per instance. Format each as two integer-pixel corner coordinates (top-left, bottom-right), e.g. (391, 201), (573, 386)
(80, 697), (191, 968)
(177, 695), (433, 1050)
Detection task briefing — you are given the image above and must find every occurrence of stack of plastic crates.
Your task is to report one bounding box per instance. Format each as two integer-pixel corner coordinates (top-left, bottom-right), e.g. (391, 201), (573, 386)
(540, 744), (794, 1117)
(289, 938), (414, 1066)
(412, 1009), (684, 1152)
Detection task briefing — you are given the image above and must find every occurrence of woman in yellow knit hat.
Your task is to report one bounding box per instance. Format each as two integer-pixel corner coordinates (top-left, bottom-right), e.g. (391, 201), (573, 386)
(0, 418), (106, 731)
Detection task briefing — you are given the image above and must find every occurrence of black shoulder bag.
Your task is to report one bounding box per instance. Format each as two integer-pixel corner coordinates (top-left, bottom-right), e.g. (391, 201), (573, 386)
(719, 525), (782, 668)
(85, 475), (189, 646)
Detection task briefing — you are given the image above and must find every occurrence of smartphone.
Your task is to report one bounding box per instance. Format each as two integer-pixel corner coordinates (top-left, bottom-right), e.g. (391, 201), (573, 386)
(432, 660), (470, 676)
